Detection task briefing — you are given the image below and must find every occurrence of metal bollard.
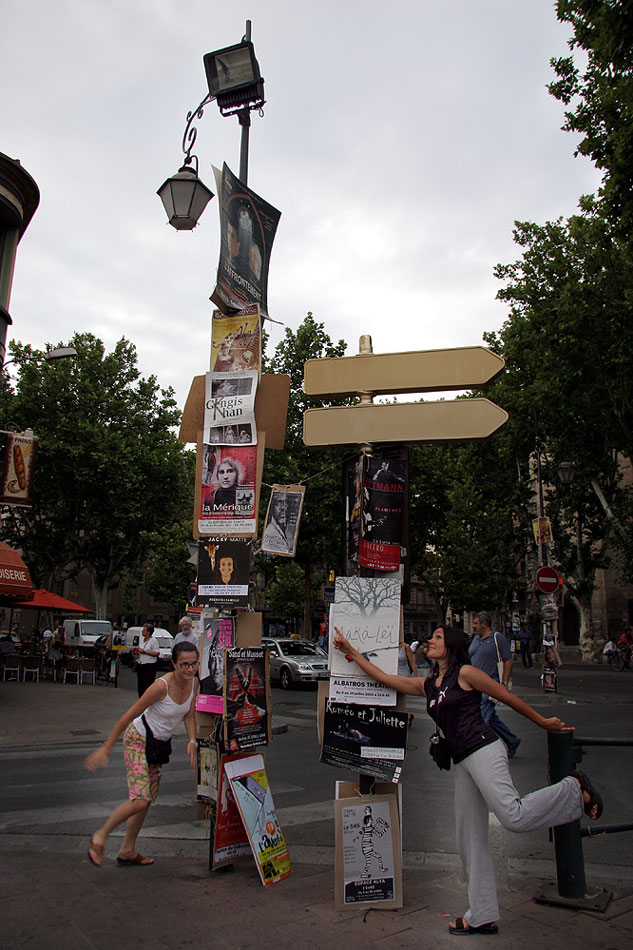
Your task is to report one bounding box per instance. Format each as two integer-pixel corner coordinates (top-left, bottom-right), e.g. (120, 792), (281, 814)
(547, 731), (586, 898)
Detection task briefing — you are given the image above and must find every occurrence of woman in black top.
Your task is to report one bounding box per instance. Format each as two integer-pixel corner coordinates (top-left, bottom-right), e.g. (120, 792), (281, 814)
(333, 625), (602, 937)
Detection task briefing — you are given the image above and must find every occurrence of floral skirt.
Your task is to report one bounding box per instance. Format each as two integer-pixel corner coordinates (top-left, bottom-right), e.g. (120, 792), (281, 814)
(123, 724), (162, 803)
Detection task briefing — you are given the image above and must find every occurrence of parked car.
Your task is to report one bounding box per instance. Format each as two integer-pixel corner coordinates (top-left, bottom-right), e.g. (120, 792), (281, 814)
(262, 637), (329, 689)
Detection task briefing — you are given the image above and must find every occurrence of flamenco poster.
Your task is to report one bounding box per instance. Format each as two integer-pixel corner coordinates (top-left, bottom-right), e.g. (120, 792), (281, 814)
(223, 647), (271, 751)
(199, 444), (258, 535)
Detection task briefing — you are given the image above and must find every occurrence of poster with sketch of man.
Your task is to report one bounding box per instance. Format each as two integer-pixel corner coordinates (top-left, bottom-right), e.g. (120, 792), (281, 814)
(261, 485), (305, 557)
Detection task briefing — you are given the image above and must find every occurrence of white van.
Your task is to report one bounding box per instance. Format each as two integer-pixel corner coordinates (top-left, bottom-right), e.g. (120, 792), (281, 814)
(64, 618), (113, 648)
(121, 626), (174, 669)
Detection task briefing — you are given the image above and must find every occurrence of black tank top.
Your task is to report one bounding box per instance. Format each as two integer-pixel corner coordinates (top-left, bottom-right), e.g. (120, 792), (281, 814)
(425, 666), (498, 764)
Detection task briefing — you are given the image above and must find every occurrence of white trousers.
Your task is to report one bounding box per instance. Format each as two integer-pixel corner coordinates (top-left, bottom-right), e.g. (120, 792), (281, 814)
(454, 739), (583, 927)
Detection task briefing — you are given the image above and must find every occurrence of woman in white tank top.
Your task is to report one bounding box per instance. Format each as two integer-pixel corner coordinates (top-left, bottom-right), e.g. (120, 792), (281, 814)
(85, 641), (199, 867)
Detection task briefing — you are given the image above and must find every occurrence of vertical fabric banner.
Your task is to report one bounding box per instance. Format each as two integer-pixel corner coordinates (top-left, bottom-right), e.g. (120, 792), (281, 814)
(360, 449), (407, 571)
(1, 431), (37, 506)
(210, 163), (281, 318)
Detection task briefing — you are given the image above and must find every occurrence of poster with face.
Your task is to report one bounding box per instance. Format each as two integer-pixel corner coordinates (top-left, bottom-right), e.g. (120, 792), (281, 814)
(196, 613), (236, 714)
(210, 163), (281, 319)
(199, 445), (258, 535)
(261, 485), (305, 557)
(197, 538), (251, 608)
(360, 451), (407, 572)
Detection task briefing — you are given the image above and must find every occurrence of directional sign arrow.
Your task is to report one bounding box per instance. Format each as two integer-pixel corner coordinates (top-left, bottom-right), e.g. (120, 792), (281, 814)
(304, 346), (505, 398)
(303, 398), (509, 448)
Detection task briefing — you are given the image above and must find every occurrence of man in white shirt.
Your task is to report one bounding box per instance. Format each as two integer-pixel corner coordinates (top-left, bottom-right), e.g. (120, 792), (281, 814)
(134, 623), (160, 696)
(173, 617), (199, 650)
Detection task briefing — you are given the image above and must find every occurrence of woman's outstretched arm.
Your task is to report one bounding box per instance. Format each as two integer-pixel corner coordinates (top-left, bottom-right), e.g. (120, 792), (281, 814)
(85, 678), (168, 771)
(333, 628), (426, 697)
(459, 665), (573, 732)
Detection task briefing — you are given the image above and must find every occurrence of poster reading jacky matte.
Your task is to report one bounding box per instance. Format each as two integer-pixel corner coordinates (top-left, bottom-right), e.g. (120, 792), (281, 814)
(321, 701), (409, 783)
(223, 647), (271, 751)
(199, 444), (258, 535)
(360, 451), (407, 572)
(210, 163), (281, 318)
(197, 614), (236, 714)
(224, 754), (292, 886)
(197, 538), (251, 608)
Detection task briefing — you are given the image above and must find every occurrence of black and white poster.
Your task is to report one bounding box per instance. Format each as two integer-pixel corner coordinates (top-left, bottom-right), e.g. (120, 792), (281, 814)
(261, 485), (305, 557)
(334, 794), (402, 910)
(196, 614), (236, 714)
(204, 370), (257, 446)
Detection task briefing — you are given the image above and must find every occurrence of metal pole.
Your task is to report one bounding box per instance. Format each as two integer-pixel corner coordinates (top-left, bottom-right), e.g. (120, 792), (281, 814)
(238, 20), (253, 185)
(547, 731), (587, 898)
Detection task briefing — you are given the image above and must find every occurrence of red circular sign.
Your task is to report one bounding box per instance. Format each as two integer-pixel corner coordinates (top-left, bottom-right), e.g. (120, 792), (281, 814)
(536, 566), (559, 594)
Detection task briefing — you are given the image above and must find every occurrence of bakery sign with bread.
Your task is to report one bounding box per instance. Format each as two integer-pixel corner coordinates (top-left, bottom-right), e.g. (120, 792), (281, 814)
(1, 430), (38, 506)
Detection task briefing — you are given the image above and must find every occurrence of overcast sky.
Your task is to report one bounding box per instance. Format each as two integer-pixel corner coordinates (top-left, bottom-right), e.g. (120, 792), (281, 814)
(2, 0), (600, 414)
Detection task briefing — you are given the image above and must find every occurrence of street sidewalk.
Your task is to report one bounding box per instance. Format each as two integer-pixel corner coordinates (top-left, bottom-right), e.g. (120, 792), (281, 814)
(1, 669), (632, 948)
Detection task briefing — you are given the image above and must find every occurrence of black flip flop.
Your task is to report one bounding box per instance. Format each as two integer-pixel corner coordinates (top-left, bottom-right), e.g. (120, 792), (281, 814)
(450, 917), (498, 936)
(571, 770), (603, 820)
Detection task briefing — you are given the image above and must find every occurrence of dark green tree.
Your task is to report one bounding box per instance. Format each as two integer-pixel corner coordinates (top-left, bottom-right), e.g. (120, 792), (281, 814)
(0, 333), (194, 617)
(260, 313), (349, 636)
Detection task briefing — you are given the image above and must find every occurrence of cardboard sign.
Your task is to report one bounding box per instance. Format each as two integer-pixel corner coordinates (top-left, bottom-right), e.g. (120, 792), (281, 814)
(334, 789), (402, 910)
(224, 754), (291, 886)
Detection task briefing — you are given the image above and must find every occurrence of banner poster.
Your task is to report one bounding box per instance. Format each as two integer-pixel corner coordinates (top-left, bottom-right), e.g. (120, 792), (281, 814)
(360, 450), (407, 572)
(343, 455), (363, 573)
(538, 591), (559, 620)
(334, 794), (401, 909)
(261, 484), (305, 557)
(0, 431), (38, 506)
(532, 517), (553, 545)
(199, 444), (258, 535)
(212, 751), (254, 869)
(204, 370), (258, 446)
(328, 577), (400, 705)
(197, 538), (251, 608)
(321, 701), (409, 783)
(211, 305), (261, 375)
(197, 613), (236, 714)
(223, 647), (271, 751)
(197, 738), (219, 802)
(210, 163), (281, 319)
(224, 754), (292, 886)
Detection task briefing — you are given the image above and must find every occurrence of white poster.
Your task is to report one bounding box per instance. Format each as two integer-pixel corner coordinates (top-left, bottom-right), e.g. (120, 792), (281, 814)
(338, 797), (398, 905)
(204, 370), (258, 446)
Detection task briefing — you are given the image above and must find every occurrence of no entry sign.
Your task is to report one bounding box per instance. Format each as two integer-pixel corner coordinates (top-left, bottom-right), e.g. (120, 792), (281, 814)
(536, 566), (559, 594)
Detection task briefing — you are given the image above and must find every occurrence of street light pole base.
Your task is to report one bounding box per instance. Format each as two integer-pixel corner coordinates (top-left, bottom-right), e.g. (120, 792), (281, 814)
(533, 882), (612, 912)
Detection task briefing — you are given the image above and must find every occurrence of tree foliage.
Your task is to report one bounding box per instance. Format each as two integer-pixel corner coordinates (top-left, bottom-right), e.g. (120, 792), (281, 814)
(0, 333), (194, 617)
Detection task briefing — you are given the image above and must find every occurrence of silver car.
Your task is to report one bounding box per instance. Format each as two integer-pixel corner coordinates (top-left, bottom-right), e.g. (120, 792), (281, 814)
(262, 637), (329, 689)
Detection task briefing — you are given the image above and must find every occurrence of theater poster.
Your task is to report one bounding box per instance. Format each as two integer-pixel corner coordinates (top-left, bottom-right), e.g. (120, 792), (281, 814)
(223, 647), (271, 751)
(210, 164), (281, 318)
(360, 450), (407, 572)
(197, 538), (251, 609)
(321, 701), (409, 783)
(211, 305), (261, 375)
(199, 444), (258, 535)
(196, 613), (235, 714)
(224, 754), (292, 886)
(204, 369), (257, 446)
(334, 793), (401, 910)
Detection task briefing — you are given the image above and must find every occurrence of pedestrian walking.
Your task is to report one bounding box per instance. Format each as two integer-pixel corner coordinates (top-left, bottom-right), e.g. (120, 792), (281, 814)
(134, 623), (159, 697)
(85, 641), (199, 867)
(332, 624), (603, 936)
(469, 611), (521, 757)
(518, 623), (533, 668)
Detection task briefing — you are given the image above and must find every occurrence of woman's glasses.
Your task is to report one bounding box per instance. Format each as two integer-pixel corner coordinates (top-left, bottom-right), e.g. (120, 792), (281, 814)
(176, 661), (199, 670)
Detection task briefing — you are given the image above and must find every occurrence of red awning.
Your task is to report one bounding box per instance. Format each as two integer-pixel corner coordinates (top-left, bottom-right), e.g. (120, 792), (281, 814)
(10, 588), (90, 613)
(0, 542), (33, 601)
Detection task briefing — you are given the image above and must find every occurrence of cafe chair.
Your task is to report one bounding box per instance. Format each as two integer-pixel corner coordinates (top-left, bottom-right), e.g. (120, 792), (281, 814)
(2, 653), (21, 682)
(21, 654), (41, 683)
(80, 657), (96, 685)
(63, 656), (81, 685)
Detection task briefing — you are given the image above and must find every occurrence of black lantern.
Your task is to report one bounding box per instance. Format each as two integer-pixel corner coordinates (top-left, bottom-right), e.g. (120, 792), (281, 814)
(557, 461), (576, 485)
(156, 164), (214, 231)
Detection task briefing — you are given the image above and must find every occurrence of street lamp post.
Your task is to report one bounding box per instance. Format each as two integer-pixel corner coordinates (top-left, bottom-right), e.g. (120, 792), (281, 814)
(157, 20), (265, 231)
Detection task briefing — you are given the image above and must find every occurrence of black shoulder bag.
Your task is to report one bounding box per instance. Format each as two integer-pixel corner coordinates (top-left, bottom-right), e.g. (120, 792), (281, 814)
(429, 728), (451, 770)
(142, 715), (172, 765)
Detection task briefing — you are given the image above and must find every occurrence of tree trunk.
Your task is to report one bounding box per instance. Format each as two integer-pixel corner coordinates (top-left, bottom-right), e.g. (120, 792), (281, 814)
(92, 576), (109, 620)
(571, 593), (596, 663)
(303, 566), (312, 639)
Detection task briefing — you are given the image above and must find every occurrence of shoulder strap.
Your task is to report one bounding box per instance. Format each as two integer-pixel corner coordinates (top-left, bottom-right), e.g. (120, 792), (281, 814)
(493, 633), (502, 662)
